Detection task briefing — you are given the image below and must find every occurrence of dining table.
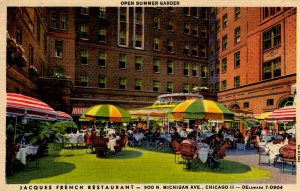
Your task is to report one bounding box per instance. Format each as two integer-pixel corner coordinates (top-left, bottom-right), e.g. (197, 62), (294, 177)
(16, 145), (39, 165)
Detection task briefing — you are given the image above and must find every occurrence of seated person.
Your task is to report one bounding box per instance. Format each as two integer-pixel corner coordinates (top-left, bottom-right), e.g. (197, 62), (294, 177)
(107, 133), (117, 152)
(181, 133), (199, 157)
(208, 134), (225, 168)
(179, 125), (188, 139)
(171, 126), (181, 143)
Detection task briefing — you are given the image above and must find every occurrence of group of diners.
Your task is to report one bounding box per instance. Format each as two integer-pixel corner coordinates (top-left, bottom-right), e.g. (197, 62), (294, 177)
(84, 128), (128, 157)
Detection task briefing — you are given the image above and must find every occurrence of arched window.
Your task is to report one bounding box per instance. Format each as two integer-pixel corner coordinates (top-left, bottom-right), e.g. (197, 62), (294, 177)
(230, 104), (240, 109)
(279, 97), (294, 108)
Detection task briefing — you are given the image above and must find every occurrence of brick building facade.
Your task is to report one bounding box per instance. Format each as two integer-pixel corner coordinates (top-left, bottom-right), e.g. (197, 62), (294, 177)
(6, 7), (297, 116)
(215, 7), (296, 114)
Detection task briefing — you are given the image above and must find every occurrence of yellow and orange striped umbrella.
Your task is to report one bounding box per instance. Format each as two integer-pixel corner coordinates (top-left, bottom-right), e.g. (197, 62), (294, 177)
(80, 104), (131, 122)
(171, 100), (234, 120)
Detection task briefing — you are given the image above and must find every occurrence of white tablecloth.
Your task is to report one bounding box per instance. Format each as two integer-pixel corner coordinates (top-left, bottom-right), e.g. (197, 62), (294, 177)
(107, 139), (117, 151)
(16, 146), (38, 165)
(160, 134), (172, 142)
(262, 135), (273, 142)
(266, 143), (286, 163)
(65, 133), (85, 144)
(197, 143), (210, 163)
(133, 133), (144, 141)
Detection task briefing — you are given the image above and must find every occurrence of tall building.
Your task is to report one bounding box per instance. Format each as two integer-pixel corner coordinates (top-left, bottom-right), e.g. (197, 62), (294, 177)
(6, 7), (297, 118)
(215, 7), (296, 114)
(6, 7), (211, 116)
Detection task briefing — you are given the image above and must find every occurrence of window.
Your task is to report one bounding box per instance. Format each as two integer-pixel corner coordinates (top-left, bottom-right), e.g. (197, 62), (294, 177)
(222, 58), (227, 73)
(279, 97), (294, 108)
(120, 7), (127, 22)
(192, 44), (198, 57)
(61, 15), (67, 30)
(235, 27), (241, 43)
(153, 16), (161, 29)
(153, 58), (160, 73)
(118, 7), (128, 46)
(135, 56), (143, 71)
(16, 28), (22, 45)
(183, 84), (189, 93)
(55, 41), (63, 57)
(119, 30), (127, 46)
(200, 27), (207, 38)
(200, 45), (206, 57)
(153, 81), (160, 92)
(216, 61), (220, 75)
(216, 19), (220, 32)
(222, 35), (228, 50)
(98, 76), (106, 88)
(184, 63), (189, 76)
(119, 54), (126, 69)
(51, 13), (58, 29)
(267, 99), (274, 106)
(235, 7), (240, 19)
(99, 7), (106, 18)
(135, 79), (142, 91)
(216, 40), (220, 52)
(210, 64), (214, 76)
(135, 34), (142, 48)
(134, 7), (144, 49)
(243, 102), (249, 109)
(263, 25), (281, 50)
(222, 14), (228, 28)
(167, 60), (174, 74)
(214, 82), (219, 91)
(167, 82), (174, 93)
(192, 24), (198, 36)
(81, 7), (89, 15)
(210, 44), (216, 56)
(183, 8), (190, 16)
(191, 7), (198, 17)
(210, 7), (216, 17)
(221, 80), (227, 90)
(211, 24), (216, 36)
(36, 20), (40, 42)
(80, 49), (88, 64)
(168, 19), (174, 31)
(183, 43), (189, 55)
(98, 29), (106, 42)
(192, 64), (198, 77)
(234, 76), (240, 88)
(234, 51), (240, 68)
(200, 8), (207, 19)
(29, 44), (33, 66)
(184, 23), (190, 34)
(119, 78), (126, 89)
(167, 40), (174, 52)
(98, 51), (106, 67)
(201, 65), (207, 78)
(263, 7), (282, 19)
(53, 68), (62, 77)
(263, 57), (281, 80)
(80, 75), (88, 87)
(154, 38), (161, 51)
(80, 25), (88, 39)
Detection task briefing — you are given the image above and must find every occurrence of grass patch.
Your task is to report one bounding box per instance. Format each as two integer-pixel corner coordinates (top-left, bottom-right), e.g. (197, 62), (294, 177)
(7, 145), (271, 184)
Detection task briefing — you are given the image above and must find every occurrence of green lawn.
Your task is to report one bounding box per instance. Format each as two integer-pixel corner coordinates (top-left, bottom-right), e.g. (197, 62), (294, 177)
(7, 145), (271, 184)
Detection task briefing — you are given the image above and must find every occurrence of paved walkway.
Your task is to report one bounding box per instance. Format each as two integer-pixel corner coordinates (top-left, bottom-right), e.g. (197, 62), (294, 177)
(226, 149), (296, 184)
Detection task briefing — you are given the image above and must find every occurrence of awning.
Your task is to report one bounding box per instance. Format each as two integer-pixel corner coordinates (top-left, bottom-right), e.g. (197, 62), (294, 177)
(265, 106), (296, 122)
(254, 112), (273, 120)
(72, 107), (88, 116)
(57, 111), (73, 121)
(6, 93), (57, 121)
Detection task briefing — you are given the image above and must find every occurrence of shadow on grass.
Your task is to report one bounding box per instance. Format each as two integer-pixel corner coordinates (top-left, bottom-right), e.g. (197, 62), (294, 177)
(107, 150), (143, 159)
(183, 160), (252, 174)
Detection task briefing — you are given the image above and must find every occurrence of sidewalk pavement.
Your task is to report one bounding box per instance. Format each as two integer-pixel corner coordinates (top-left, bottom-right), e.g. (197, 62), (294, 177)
(226, 149), (296, 184)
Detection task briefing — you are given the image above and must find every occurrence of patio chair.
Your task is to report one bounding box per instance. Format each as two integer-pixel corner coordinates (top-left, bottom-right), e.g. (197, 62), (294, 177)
(279, 145), (296, 174)
(114, 135), (128, 155)
(26, 141), (48, 170)
(170, 139), (181, 164)
(179, 143), (197, 170)
(258, 146), (270, 166)
(94, 137), (109, 158)
(207, 140), (228, 169)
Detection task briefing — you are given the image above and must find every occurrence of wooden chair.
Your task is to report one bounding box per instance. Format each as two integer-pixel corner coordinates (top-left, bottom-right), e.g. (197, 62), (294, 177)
(179, 143), (197, 170)
(208, 140), (228, 169)
(93, 137), (109, 158)
(170, 139), (181, 164)
(114, 135), (128, 155)
(26, 142), (48, 170)
(279, 145), (296, 174)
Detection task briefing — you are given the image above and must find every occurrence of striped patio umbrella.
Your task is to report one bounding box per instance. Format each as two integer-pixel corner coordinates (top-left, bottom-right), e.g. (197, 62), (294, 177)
(57, 111), (73, 121)
(265, 106), (296, 122)
(80, 104), (131, 122)
(254, 112), (273, 120)
(6, 93), (57, 121)
(171, 99), (234, 120)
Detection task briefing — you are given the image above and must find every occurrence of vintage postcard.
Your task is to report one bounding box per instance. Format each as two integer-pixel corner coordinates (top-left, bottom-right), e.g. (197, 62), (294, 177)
(0, 0), (299, 191)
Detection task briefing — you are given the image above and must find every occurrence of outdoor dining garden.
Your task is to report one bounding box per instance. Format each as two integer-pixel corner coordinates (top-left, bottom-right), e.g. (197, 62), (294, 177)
(5, 93), (297, 184)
